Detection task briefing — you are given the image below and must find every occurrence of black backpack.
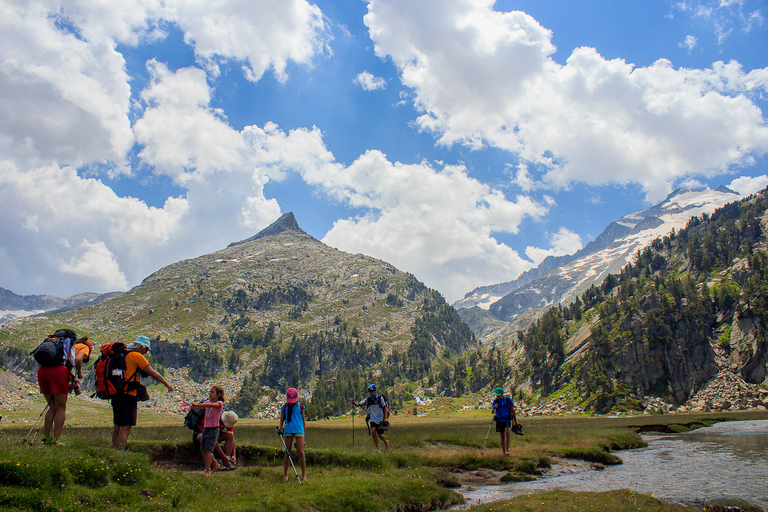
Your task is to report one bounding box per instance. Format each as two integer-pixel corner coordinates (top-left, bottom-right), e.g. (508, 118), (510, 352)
(184, 408), (205, 430)
(31, 329), (76, 367)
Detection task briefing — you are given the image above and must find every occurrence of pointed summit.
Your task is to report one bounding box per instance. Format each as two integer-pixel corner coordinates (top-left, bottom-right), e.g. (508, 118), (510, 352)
(228, 212), (308, 247)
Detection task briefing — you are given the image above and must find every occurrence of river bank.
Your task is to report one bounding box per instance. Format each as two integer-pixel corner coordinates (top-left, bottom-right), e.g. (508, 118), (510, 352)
(456, 419), (768, 512)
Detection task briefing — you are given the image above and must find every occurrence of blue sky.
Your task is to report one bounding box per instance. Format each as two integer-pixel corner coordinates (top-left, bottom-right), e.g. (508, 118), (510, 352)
(1, 0), (767, 303)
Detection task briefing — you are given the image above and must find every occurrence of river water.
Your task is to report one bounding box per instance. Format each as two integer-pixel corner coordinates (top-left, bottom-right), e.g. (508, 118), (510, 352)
(458, 420), (768, 509)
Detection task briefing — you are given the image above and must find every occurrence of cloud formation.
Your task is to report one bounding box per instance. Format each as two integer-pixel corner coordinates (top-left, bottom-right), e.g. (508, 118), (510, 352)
(0, 0), (765, 304)
(0, 0), (326, 296)
(312, 150), (549, 300)
(364, 0), (768, 201)
(354, 71), (387, 90)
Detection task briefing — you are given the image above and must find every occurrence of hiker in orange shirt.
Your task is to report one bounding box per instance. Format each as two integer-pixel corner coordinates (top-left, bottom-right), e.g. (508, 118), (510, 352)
(111, 335), (173, 449)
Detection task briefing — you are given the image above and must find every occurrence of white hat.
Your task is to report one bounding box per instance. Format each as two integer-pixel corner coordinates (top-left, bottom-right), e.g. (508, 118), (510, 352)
(221, 411), (238, 428)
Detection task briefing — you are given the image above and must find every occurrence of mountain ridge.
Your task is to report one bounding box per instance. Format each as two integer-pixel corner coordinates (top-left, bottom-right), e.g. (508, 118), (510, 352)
(227, 212), (307, 247)
(0, 213), (477, 419)
(0, 287), (121, 324)
(455, 187), (743, 333)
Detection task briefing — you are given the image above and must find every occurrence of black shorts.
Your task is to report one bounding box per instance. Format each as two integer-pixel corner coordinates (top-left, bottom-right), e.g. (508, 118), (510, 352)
(495, 420), (511, 433)
(112, 394), (139, 427)
(370, 421), (388, 434)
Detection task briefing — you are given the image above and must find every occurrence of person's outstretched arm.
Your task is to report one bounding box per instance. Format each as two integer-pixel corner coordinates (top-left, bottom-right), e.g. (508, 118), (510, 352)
(142, 364), (173, 392)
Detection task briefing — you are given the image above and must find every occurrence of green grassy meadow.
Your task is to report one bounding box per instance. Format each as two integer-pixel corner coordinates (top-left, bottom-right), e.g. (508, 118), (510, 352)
(1, 407), (766, 512)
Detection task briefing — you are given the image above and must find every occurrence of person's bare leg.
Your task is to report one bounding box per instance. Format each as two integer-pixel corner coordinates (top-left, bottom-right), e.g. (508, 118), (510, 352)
(51, 394), (68, 440)
(115, 425), (132, 449)
(295, 436), (306, 480)
(43, 394), (55, 439)
(283, 435), (294, 481)
(370, 427), (379, 449)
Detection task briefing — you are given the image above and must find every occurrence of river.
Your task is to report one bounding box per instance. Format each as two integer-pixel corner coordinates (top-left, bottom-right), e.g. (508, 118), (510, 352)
(457, 419), (768, 509)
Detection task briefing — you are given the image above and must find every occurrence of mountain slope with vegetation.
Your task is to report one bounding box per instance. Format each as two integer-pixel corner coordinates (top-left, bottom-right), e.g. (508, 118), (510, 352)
(503, 188), (768, 413)
(0, 213), (477, 419)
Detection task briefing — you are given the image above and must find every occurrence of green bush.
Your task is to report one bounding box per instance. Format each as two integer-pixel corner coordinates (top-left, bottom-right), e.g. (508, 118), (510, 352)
(513, 459), (539, 474)
(0, 458), (71, 488)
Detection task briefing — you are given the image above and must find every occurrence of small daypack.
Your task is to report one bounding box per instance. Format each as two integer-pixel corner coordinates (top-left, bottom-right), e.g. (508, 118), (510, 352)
(31, 329), (76, 367)
(93, 342), (141, 399)
(184, 408), (205, 430)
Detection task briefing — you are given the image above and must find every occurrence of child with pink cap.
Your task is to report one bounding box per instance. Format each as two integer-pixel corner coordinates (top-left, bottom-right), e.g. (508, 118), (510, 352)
(277, 387), (306, 481)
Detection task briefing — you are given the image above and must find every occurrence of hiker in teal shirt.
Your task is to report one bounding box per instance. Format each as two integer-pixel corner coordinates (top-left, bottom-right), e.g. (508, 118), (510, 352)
(278, 387), (306, 481)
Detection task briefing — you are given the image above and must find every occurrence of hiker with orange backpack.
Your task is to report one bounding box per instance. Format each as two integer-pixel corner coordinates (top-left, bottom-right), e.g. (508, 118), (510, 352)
(110, 335), (173, 449)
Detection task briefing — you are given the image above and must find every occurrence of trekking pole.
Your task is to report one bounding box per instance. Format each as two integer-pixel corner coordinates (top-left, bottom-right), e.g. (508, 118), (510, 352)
(352, 404), (355, 447)
(276, 427), (302, 484)
(481, 415), (494, 455)
(24, 402), (49, 445)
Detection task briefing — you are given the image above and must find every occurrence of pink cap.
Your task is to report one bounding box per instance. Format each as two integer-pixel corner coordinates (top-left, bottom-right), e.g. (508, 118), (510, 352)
(286, 387), (299, 403)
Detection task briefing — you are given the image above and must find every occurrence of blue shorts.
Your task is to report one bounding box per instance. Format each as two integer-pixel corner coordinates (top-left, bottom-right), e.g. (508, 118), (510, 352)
(201, 427), (220, 452)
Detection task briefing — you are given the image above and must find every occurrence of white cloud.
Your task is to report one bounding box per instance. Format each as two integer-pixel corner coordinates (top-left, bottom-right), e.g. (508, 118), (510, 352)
(364, 0), (768, 202)
(679, 34), (698, 51)
(0, 0), (330, 172)
(675, 0), (765, 41)
(60, 240), (129, 291)
(354, 71), (387, 90)
(728, 174), (768, 195)
(168, 0), (331, 82)
(134, 61), (247, 183)
(0, 1), (134, 168)
(312, 150), (548, 301)
(525, 227), (583, 265)
(0, 160), (189, 295)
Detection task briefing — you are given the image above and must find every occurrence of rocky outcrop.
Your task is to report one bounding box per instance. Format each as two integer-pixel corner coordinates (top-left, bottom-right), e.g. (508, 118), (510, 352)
(729, 314), (768, 383)
(677, 372), (768, 413)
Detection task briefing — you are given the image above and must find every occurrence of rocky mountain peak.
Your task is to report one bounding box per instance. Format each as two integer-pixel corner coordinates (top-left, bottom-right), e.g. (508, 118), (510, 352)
(227, 212), (308, 248)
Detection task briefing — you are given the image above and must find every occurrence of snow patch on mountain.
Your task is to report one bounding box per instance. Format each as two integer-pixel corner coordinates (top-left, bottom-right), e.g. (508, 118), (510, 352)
(455, 187), (743, 320)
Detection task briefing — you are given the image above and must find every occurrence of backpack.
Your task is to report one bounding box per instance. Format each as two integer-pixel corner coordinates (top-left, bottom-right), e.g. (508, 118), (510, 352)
(184, 408), (205, 430)
(494, 396), (515, 420)
(365, 393), (387, 410)
(93, 342), (141, 399)
(31, 329), (76, 367)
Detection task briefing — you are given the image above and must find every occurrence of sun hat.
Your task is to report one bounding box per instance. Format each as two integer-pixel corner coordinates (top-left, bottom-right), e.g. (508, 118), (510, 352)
(286, 387), (299, 404)
(221, 411), (238, 429)
(494, 386), (504, 396)
(134, 335), (152, 351)
(367, 383), (376, 391)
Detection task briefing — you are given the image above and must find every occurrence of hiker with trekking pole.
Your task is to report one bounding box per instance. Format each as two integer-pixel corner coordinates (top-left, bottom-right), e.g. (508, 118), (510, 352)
(31, 328), (92, 445)
(276, 387), (306, 482)
(491, 386), (522, 456)
(350, 383), (390, 451)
